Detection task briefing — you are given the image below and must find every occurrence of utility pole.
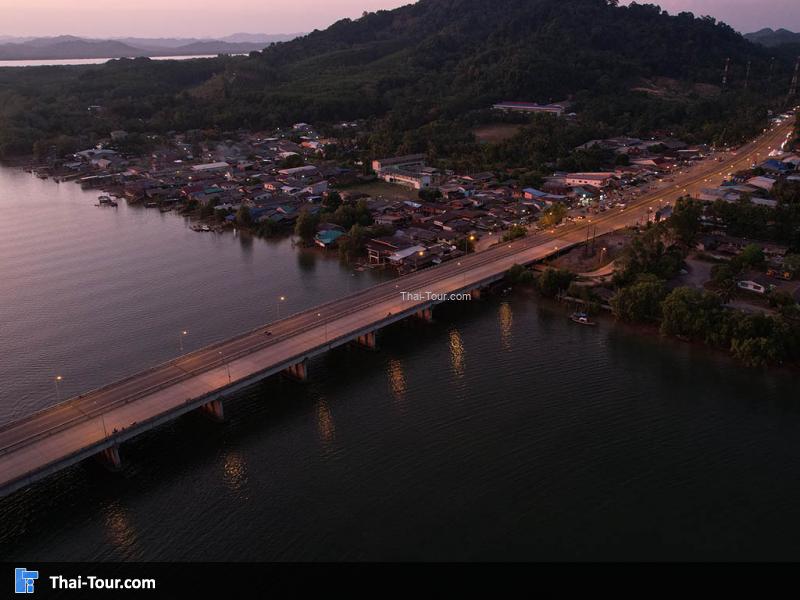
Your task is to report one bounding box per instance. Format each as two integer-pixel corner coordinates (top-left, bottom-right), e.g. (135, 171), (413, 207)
(744, 60), (752, 91)
(789, 56), (800, 101)
(722, 57), (731, 91)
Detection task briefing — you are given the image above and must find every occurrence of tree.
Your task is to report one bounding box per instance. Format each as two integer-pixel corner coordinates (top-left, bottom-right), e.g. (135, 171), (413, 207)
(323, 191), (343, 212)
(610, 275), (666, 323)
(539, 203), (568, 228)
(537, 268), (575, 298)
(710, 262), (738, 302)
(785, 254), (800, 275)
(738, 244), (765, 270)
(502, 224), (527, 242)
(236, 205), (253, 227)
(294, 209), (320, 245)
(730, 336), (782, 368)
(615, 226), (685, 284)
(418, 188), (442, 202)
(667, 197), (703, 248)
(280, 154), (304, 169)
(507, 264), (534, 285)
(660, 287), (722, 340)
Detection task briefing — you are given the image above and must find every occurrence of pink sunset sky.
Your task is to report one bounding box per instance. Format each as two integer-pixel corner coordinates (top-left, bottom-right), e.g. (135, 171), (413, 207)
(1, 0), (797, 38)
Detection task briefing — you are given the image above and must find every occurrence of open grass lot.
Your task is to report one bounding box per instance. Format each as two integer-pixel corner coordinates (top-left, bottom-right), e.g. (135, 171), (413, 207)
(341, 180), (423, 202)
(472, 123), (523, 144)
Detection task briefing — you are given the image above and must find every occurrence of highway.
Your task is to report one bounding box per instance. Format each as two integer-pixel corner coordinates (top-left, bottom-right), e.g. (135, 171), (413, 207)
(0, 116), (794, 497)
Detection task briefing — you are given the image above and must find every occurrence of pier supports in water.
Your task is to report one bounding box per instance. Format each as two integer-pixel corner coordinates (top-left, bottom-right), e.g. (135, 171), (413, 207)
(96, 445), (122, 471)
(354, 331), (378, 351)
(415, 307), (434, 323)
(200, 398), (226, 422)
(283, 359), (309, 382)
(470, 288), (483, 300)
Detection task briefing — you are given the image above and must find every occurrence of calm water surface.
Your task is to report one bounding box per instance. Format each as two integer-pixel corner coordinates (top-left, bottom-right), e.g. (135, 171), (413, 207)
(0, 55), (225, 68)
(1, 166), (800, 561)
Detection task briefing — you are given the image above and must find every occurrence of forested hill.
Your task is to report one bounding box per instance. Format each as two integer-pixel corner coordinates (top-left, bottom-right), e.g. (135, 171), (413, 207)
(0, 0), (795, 159)
(229, 0), (782, 122)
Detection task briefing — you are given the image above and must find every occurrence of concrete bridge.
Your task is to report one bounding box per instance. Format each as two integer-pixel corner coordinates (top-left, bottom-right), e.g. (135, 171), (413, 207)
(0, 119), (792, 498)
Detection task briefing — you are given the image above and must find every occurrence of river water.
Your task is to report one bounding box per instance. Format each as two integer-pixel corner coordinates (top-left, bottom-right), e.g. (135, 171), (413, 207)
(2, 166), (800, 561)
(0, 55), (226, 68)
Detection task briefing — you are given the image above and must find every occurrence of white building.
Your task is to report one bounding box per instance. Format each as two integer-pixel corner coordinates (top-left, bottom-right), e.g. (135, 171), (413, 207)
(565, 173), (614, 187)
(381, 169), (432, 190)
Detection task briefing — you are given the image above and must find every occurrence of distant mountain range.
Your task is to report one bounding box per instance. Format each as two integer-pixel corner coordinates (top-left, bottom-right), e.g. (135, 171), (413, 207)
(745, 28), (800, 48)
(0, 33), (302, 61)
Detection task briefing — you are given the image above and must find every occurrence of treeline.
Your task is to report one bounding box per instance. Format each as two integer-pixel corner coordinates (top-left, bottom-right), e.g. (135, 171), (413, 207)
(608, 199), (800, 367)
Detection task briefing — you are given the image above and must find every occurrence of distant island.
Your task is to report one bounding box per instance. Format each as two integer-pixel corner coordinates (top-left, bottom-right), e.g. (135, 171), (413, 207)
(0, 33), (303, 61)
(745, 28), (800, 48)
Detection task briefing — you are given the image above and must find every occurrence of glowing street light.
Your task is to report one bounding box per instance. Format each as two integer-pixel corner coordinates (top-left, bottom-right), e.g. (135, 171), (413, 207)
(179, 330), (188, 352)
(277, 296), (286, 319)
(464, 234), (476, 255)
(54, 375), (63, 401)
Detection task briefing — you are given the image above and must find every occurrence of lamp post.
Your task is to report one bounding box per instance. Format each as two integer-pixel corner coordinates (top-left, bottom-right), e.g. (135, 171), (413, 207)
(54, 375), (63, 401)
(464, 234), (475, 255)
(219, 351), (232, 384)
(277, 296), (286, 320)
(179, 330), (188, 352)
(318, 312), (328, 343)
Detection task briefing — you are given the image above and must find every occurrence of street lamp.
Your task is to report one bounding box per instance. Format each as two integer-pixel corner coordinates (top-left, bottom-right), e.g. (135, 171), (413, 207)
(54, 375), (63, 401)
(219, 351), (232, 384)
(277, 296), (286, 319)
(179, 330), (188, 352)
(318, 312), (328, 343)
(464, 234), (475, 255)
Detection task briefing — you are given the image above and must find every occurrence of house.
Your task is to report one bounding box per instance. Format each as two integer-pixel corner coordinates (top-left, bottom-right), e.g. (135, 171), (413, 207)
(380, 168), (432, 190)
(278, 165), (320, 177)
(492, 102), (566, 116)
(746, 176), (777, 192)
(760, 159), (792, 174)
(388, 245), (428, 268)
(365, 235), (413, 265)
(191, 162), (230, 173)
(372, 154), (426, 174)
(314, 230), (344, 249)
(565, 173), (614, 188)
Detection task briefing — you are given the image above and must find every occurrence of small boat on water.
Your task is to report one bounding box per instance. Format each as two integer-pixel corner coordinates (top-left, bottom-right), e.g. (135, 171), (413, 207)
(570, 312), (597, 326)
(97, 195), (118, 207)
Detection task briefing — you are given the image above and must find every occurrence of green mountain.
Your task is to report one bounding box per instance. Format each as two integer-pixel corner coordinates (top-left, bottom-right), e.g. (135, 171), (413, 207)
(0, 0), (794, 160)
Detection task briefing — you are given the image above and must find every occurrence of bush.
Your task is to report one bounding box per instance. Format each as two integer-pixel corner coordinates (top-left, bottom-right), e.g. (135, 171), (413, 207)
(537, 268), (575, 298)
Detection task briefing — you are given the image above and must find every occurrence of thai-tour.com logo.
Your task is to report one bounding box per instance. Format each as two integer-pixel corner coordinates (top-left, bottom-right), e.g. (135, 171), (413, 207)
(14, 568), (39, 594)
(14, 567), (156, 594)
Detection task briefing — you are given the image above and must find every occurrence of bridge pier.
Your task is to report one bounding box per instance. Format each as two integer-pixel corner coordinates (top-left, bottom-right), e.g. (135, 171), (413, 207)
(353, 331), (378, 351)
(283, 359), (309, 382)
(414, 307), (434, 323)
(471, 288), (483, 300)
(200, 398), (225, 422)
(96, 445), (122, 472)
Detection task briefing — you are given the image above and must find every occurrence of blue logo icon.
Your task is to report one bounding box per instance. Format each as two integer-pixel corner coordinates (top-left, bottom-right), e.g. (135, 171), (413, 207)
(15, 568), (39, 594)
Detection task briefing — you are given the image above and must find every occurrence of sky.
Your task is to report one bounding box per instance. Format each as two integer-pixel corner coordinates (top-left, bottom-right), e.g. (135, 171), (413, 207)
(0, 0), (798, 39)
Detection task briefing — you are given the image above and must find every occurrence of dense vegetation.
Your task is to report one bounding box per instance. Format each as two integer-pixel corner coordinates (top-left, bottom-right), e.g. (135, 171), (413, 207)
(608, 199), (800, 367)
(0, 0), (795, 165)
